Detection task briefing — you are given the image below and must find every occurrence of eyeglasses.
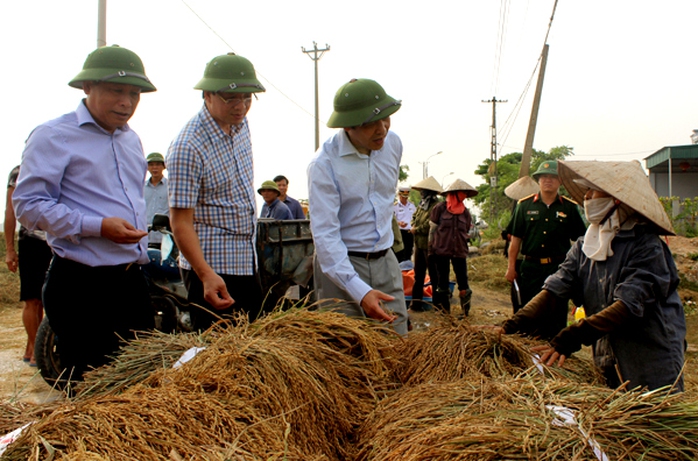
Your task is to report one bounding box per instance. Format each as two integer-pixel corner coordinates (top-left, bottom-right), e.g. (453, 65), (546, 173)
(216, 93), (253, 107)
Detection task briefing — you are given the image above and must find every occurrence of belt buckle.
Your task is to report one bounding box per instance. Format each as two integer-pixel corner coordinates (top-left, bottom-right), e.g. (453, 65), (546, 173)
(540, 257), (552, 264)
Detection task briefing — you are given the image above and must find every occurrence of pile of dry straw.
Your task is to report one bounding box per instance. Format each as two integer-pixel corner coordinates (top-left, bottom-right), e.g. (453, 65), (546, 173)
(2, 308), (697, 460)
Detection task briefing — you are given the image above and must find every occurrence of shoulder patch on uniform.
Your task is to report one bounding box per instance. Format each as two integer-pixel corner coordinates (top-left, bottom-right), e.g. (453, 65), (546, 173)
(517, 193), (536, 203)
(561, 195), (580, 205)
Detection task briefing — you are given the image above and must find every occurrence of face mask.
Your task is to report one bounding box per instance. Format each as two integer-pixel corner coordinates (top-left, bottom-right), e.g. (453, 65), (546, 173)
(584, 197), (616, 225)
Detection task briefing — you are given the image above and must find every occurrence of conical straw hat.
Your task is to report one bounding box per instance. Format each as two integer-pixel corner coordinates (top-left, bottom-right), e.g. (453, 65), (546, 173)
(442, 178), (478, 198)
(557, 160), (674, 235)
(504, 176), (540, 200)
(411, 176), (443, 193)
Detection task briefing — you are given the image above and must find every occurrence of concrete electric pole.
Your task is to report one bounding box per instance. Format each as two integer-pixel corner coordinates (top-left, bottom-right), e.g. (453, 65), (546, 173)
(302, 42), (330, 151)
(482, 96), (507, 221)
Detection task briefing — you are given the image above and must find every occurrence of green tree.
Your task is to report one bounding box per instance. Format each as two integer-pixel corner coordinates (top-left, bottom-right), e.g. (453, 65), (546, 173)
(472, 146), (575, 227)
(399, 165), (409, 182)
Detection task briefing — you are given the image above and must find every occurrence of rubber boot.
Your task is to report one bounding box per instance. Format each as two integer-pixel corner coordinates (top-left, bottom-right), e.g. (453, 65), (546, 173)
(434, 289), (451, 315)
(409, 299), (425, 312)
(459, 288), (473, 317)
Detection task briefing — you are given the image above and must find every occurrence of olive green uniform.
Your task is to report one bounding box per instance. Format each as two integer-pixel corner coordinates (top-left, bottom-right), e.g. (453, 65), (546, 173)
(510, 193), (586, 336)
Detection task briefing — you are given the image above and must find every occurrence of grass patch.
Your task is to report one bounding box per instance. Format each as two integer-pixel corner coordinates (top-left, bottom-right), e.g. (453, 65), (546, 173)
(468, 253), (509, 295)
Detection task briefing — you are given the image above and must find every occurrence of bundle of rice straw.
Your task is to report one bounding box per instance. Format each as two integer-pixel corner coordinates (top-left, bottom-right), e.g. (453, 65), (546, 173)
(356, 377), (698, 460)
(3, 308), (399, 460)
(396, 317), (603, 386)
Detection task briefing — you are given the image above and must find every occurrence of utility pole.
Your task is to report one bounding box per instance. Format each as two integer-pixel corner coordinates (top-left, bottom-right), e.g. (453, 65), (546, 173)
(302, 42), (330, 151)
(97, 0), (107, 48)
(520, 44), (549, 178)
(482, 96), (507, 222)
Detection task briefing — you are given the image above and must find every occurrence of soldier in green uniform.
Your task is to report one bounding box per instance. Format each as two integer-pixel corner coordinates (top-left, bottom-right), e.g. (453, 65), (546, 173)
(505, 160), (586, 338)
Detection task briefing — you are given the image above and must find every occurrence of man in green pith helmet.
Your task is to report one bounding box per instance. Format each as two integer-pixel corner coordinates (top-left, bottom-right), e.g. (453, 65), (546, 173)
(167, 53), (266, 330)
(144, 152), (169, 246)
(505, 160), (586, 339)
(13, 45), (157, 386)
(307, 78), (408, 335)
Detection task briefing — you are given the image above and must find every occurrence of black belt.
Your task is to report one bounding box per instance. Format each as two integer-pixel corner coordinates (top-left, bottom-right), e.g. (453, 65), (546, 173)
(52, 255), (140, 273)
(523, 255), (565, 265)
(347, 249), (389, 260)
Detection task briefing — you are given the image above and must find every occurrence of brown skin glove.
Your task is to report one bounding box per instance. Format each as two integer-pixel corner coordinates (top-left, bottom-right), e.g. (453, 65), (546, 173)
(549, 299), (631, 357)
(501, 290), (557, 335)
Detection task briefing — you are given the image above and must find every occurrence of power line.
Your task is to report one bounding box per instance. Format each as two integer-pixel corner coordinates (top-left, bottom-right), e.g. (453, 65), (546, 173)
(180, 0), (317, 122)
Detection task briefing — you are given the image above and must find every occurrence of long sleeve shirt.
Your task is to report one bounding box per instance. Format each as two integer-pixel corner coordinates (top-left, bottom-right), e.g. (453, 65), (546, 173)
(13, 101), (148, 266)
(307, 130), (402, 303)
(544, 226), (686, 391)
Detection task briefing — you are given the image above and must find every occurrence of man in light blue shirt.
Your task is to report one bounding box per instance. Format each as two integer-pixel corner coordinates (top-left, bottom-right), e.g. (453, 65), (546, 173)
(258, 180), (292, 220)
(144, 152), (169, 246)
(308, 78), (408, 335)
(12, 45), (156, 387)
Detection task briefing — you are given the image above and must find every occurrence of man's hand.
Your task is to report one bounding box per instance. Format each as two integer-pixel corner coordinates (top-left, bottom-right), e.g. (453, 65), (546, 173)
(360, 290), (398, 323)
(531, 344), (567, 367)
(398, 221), (407, 228)
(505, 266), (517, 283)
(201, 272), (235, 310)
(5, 249), (18, 273)
(101, 217), (148, 244)
(409, 228), (417, 234)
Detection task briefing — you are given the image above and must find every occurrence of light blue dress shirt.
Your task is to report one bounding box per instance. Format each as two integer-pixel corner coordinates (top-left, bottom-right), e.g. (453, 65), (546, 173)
(307, 130), (402, 303)
(144, 176), (169, 244)
(13, 101), (149, 266)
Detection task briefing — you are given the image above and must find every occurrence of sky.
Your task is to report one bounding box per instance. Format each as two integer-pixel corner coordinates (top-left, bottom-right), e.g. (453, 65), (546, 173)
(1, 0), (697, 223)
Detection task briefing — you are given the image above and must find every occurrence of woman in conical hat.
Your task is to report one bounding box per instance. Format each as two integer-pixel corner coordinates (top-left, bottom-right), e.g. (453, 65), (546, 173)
(408, 176), (443, 312)
(429, 179), (478, 316)
(495, 160), (686, 392)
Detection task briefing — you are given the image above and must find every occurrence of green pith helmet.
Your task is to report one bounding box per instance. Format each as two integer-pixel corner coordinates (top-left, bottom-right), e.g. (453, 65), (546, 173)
(532, 160), (559, 180)
(194, 53), (265, 93)
(257, 180), (280, 195)
(68, 45), (156, 92)
(327, 78), (401, 128)
(146, 152), (165, 164)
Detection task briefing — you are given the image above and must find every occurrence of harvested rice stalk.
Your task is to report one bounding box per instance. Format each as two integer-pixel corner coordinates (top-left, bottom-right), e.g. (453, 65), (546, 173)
(6, 310), (399, 460)
(78, 330), (207, 398)
(396, 318), (602, 386)
(357, 377), (698, 461)
(247, 306), (403, 380)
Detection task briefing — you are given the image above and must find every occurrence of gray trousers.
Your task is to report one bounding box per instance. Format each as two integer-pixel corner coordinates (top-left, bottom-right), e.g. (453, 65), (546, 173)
(314, 251), (408, 335)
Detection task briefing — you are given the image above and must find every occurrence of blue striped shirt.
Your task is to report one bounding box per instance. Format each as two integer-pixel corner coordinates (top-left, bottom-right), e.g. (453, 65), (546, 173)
(167, 105), (257, 275)
(13, 101), (149, 266)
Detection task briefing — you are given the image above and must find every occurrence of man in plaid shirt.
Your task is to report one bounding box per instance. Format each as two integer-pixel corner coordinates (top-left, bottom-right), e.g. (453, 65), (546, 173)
(167, 53), (265, 330)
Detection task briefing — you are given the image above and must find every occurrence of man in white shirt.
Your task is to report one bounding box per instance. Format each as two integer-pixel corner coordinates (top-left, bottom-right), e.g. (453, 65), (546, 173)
(393, 186), (416, 262)
(307, 78), (408, 335)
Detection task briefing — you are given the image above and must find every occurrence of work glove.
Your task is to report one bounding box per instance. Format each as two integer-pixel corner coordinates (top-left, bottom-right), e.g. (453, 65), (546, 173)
(501, 289), (557, 335)
(549, 299), (630, 357)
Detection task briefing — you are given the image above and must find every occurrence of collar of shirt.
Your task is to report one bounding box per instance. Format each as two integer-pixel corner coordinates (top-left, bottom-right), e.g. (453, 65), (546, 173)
(76, 99), (131, 135)
(199, 103), (248, 141)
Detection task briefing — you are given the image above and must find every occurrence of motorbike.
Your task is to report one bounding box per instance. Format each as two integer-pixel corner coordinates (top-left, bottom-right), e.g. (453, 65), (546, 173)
(34, 214), (195, 389)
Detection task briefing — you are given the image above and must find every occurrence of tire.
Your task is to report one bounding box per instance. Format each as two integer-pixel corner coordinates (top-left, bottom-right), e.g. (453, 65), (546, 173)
(34, 317), (67, 390)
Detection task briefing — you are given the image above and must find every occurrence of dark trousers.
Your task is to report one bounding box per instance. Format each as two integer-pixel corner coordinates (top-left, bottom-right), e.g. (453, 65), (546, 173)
(183, 269), (263, 330)
(43, 256), (154, 382)
(432, 255), (469, 313)
(411, 247), (438, 310)
(433, 255), (469, 293)
(396, 230), (414, 262)
(518, 260), (569, 339)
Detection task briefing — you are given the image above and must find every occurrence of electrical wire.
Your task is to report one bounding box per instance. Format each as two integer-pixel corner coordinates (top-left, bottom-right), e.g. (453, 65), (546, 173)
(180, 0), (318, 122)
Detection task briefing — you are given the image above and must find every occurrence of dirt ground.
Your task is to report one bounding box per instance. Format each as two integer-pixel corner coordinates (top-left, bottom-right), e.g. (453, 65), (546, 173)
(1, 235), (697, 406)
